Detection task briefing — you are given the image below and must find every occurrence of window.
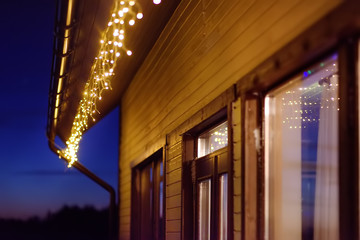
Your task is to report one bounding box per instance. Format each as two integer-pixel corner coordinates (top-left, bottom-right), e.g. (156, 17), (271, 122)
(198, 121), (228, 158)
(265, 54), (339, 240)
(198, 179), (212, 240)
(183, 109), (231, 240)
(195, 120), (229, 240)
(131, 150), (164, 240)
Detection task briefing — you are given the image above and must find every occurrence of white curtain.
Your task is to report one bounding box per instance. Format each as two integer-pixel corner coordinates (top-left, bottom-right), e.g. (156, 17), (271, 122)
(314, 75), (339, 240)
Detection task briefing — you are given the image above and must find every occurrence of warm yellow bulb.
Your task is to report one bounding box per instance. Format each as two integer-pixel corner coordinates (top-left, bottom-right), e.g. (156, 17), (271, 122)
(137, 13), (143, 19)
(64, 0), (146, 168)
(153, 0), (161, 4)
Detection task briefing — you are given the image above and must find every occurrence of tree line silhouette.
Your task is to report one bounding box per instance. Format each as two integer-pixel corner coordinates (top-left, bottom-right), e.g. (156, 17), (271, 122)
(0, 205), (109, 240)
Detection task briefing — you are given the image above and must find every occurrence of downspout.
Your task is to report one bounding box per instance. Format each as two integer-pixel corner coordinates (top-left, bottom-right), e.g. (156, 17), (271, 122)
(47, 1), (117, 239)
(48, 138), (117, 240)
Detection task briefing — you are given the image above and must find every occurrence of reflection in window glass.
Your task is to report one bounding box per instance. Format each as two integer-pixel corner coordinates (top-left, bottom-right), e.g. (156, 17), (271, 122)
(159, 181), (163, 218)
(219, 174), (228, 240)
(198, 179), (211, 240)
(265, 54), (339, 240)
(198, 121), (228, 158)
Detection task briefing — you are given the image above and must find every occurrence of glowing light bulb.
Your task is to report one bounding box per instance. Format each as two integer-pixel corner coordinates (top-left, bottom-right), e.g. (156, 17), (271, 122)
(63, 0), (146, 168)
(137, 13), (143, 19)
(153, 0), (161, 4)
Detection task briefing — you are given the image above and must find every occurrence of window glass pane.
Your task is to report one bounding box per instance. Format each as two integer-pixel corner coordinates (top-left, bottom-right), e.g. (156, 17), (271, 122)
(265, 54), (339, 240)
(160, 161), (163, 177)
(219, 174), (228, 240)
(198, 179), (211, 240)
(159, 181), (163, 218)
(198, 121), (228, 158)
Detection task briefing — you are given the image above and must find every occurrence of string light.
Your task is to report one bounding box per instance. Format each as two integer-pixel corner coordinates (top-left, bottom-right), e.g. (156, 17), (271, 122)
(61, 0), (157, 167)
(282, 61), (339, 130)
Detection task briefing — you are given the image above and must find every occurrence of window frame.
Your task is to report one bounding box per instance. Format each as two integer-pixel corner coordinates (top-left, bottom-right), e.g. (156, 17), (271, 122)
(263, 52), (341, 240)
(131, 148), (165, 240)
(240, 38), (360, 240)
(182, 107), (234, 240)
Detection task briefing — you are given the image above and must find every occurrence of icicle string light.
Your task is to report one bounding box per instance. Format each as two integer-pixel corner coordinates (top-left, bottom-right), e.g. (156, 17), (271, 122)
(62, 0), (147, 167)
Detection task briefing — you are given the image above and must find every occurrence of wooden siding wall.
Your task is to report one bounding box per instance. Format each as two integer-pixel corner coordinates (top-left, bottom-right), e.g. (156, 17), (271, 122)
(165, 140), (182, 240)
(118, 0), (342, 239)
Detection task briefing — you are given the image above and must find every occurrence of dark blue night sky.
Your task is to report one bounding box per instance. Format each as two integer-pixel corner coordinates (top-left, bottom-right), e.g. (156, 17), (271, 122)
(0, 0), (118, 219)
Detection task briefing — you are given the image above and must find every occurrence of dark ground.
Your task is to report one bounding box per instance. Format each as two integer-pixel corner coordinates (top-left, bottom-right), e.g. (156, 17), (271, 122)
(0, 205), (109, 240)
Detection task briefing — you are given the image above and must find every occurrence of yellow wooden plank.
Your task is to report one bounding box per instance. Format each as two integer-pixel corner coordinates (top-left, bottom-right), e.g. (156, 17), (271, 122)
(165, 232), (181, 240)
(166, 207), (181, 220)
(167, 141), (182, 160)
(166, 194), (182, 209)
(166, 182), (181, 197)
(166, 219), (181, 232)
(166, 168), (182, 185)
(167, 155), (182, 173)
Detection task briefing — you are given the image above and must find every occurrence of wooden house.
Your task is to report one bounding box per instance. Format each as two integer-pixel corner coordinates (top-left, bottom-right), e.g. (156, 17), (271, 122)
(47, 0), (360, 239)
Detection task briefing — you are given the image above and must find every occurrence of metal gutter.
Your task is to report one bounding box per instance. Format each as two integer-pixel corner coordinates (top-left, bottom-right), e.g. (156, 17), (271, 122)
(47, 1), (117, 239)
(48, 139), (117, 240)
